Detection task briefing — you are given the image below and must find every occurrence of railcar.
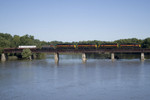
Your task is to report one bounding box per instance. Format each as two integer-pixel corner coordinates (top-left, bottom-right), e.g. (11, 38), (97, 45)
(98, 43), (118, 49)
(56, 44), (76, 50)
(119, 44), (141, 48)
(77, 44), (97, 49)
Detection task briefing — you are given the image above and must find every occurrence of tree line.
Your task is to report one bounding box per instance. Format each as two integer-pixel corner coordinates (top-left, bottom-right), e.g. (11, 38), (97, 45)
(0, 33), (150, 50)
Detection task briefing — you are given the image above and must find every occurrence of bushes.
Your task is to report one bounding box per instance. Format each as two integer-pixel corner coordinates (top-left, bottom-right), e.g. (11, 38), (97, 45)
(21, 49), (32, 59)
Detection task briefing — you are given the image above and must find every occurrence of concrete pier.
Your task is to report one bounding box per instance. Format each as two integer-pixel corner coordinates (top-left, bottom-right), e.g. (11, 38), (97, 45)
(141, 53), (145, 61)
(54, 52), (59, 64)
(1, 53), (6, 62)
(29, 56), (32, 60)
(32, 54), (37, 59)
(111, 53), (115, 61)
(82, 53), (87, 63)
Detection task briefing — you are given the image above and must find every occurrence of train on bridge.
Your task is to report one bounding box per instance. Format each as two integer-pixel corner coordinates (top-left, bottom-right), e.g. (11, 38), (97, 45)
(41, 43), (141, 50)
(1, 44), (141, 51)
(1, 44), (148, 62)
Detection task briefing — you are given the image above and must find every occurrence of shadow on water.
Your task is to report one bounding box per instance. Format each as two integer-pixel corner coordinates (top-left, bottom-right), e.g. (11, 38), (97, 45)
(86, 53), (150, 59)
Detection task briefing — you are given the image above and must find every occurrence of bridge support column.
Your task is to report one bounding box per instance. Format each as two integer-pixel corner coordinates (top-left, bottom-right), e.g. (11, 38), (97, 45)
(54, 52), (59, 64)
(32, 53), (37, 59)
(82, 53), (87, 63)
(111, 53), (115, 61)
(1, 53), (6, 62)
(29, 56), (32, 60)
(141, 53), (145, 61)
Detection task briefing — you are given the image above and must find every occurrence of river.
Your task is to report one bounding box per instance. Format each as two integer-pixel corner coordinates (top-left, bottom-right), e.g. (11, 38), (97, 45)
(0, 54), (150, 100)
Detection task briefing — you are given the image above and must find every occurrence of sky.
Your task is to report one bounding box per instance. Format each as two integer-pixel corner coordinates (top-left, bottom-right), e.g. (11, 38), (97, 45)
(0, 0), (150, 42)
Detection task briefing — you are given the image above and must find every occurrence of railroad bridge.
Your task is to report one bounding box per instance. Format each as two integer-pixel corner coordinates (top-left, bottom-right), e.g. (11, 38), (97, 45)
(1, 48), (150, 62)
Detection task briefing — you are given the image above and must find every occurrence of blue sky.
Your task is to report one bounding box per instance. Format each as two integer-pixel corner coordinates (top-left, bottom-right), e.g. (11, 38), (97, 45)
(0, 0), (150, 42)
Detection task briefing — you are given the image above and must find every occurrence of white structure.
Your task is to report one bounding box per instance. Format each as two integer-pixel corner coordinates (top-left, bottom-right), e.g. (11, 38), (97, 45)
(18, 46), (36, 49)
(111, 53), (115, 61)
(54, 53), (59, 64)
(141, 53), (145, 61)
(82, 53), (87, 63)
(1, 53), (6, 62)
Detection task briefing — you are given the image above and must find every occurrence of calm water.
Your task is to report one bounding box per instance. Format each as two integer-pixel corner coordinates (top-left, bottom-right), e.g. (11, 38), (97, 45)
(0, 55), (150, 100)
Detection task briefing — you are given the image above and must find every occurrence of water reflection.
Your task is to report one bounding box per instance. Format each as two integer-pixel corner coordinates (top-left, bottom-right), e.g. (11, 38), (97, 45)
(0, 55), (150, 100)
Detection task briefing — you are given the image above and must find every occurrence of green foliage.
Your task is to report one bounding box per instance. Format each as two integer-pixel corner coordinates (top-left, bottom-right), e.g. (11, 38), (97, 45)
(21, 48), (32, 59)
(0, 33), (150, 53)
(34, 39), (42, 48)
(49, 41), (63, 45)
(0, 49), (4, 54)
(20, 34), (35, 45)
(0, 33), (46, 49)
(0, 36), (11, 48)
(114, 38), (142, 44)
(142, 38), (150, 48)
(0, 33), (12, 41)
(12, 35), (21, 47)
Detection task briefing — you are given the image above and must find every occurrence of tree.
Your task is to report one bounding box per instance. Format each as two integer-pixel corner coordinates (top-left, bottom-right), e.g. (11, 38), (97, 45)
(12, 35), (21, 47)
(114, 38), (142, 44)
(0, 33), (12, 41)
(20, 34), (34, 45)
(0, 37), (11, 48)
(0, 48), (4, 55)
(21, 48), (32, 59)
(142, 38), (150, 48)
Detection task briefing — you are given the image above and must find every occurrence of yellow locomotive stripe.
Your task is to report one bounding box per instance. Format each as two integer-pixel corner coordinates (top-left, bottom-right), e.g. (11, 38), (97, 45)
(101, 45), (117, 47)
(78, 45), (95, 47)
(74, 45), (76, 48)
(95, 45), (97, 48)
(57, 45), (74, 47)
(117, 44), (119, 48)
(120, 45), (139, 46)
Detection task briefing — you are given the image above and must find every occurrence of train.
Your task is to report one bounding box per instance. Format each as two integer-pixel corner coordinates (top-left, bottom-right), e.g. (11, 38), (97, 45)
(41, 43), (141, 50)
(1, 44), (141, 52)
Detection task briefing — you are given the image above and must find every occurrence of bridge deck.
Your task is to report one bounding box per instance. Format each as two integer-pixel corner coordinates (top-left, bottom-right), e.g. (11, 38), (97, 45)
(3, 48), (150, 53)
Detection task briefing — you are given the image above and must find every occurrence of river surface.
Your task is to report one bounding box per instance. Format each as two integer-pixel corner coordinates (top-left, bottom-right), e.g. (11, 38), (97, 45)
(0, 55), (150, 100)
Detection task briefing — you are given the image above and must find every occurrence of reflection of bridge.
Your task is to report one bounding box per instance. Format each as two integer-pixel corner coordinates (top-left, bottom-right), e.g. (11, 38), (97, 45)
(1, 48), (150, 62)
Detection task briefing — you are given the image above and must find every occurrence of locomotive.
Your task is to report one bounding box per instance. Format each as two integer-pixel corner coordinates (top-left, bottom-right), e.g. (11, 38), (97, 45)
(119, 44), (141, 48)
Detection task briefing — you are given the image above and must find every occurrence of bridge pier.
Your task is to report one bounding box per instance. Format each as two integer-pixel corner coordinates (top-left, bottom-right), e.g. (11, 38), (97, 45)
(111, 53), (115, 61)
(82, 53), (87, 63)
(1, 53), (6, 62)
(54, 52), (59, 64)
(141, 53), (145, 61)
(32, 53), (37, 59)
(29, 56), (32, 60)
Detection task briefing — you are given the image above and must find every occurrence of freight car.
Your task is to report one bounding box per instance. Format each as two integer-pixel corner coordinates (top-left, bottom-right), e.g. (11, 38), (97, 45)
(119, 44), (141, 48)
(56, 44), (76, 50)
(77, 44), (97, 49)
(98, 43), (119, 49)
